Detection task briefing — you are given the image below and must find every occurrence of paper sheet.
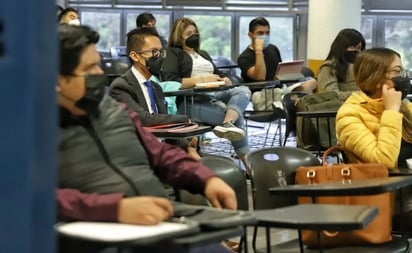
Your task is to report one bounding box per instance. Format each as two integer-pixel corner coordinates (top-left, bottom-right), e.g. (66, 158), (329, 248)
(56, 221), (191, 242)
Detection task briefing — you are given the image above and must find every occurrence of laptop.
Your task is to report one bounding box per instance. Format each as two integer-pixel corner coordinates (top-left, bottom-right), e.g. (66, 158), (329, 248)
(275, 60), (305, 81)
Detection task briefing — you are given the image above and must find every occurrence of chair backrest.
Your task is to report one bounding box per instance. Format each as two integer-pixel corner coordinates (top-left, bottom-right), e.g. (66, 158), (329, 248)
(177, 155), (249, 211)
(110, 46), (127, 59)
(246, 147), (320, 210)
(281, 92), (308, 145)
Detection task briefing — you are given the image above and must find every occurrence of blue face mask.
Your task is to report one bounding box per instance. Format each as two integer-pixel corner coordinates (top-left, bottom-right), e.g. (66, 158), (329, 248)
(256, 35), (270, 49)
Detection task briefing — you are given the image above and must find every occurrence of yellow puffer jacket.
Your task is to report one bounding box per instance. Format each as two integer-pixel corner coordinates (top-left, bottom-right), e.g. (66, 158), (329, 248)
(336, 91), (404, 168)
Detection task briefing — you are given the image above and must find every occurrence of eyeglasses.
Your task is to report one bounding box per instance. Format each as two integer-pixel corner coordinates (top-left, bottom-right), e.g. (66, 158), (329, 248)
(387, 67), (408, 78)
(136, 49), (165, 58)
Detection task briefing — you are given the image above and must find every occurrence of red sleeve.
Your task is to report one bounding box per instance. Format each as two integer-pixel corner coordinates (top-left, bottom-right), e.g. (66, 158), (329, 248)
(118, 103), (216, 194)
(57, 189), (123, 222)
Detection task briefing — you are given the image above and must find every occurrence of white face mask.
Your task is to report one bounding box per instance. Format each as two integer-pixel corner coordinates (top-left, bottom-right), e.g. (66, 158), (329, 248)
(68, 19), (81, 26)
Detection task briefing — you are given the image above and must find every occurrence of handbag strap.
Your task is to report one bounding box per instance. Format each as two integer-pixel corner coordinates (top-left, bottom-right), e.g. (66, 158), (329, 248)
(322, 146), (362, 165)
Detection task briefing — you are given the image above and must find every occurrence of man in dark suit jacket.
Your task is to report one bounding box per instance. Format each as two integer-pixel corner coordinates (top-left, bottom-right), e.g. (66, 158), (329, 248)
(109, 27), (187, 127)
(109, 27), (200, 159)
(110, 68), (188, 126)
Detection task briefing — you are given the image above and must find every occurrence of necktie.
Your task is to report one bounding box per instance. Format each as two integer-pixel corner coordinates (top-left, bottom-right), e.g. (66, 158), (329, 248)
(144, 80), (158, 113)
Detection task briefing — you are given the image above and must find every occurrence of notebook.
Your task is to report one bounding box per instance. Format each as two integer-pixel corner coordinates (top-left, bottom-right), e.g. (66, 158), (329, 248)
(275, 60), (305, 81)
(56, 219), (199, 244)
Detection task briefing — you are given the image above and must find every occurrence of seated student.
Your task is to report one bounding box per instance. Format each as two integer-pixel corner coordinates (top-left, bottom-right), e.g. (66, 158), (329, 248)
(136, 12), (168, 49)
(317, 28), (366, 101)
(336, 47), (412, 169)
(110, 27), (200, 159)
(57, 24), (235, 253)
(58, 7), (80, 25)
(237, 16), (317, 93)
(161, 17), (251, 169)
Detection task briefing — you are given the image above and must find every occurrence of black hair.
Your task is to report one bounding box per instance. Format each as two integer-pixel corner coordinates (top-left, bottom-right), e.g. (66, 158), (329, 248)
(58, 7), (79, 22)
(323, 28), (366, 82)
(249, 17), (270, 33)
(136, 13), (156, 28)
(126, 27), (160, 54)
(58, 24), (99, 75)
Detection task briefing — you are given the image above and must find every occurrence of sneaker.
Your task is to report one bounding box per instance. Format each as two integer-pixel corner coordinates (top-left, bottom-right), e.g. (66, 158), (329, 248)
(213, 121), (245, 141)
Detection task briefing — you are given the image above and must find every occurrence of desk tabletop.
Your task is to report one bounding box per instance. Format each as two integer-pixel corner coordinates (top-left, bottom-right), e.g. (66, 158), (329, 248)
(389, 168), (412, 176)
(169, 226), (244, 247)
(254, 204), (378, 231)
(150, 125), (211, 139)
(296, 111), (337, 117)
(241, 80), (282, 90)
(269, 176), (412, 196)
(163, 86), (231, 97)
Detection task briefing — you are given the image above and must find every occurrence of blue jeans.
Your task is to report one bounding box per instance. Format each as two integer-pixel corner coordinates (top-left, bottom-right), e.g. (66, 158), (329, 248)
(178, 86), (251, 156)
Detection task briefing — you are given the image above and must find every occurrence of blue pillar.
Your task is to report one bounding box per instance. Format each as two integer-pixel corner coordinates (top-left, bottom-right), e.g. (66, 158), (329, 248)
(0, 1), (57, 253)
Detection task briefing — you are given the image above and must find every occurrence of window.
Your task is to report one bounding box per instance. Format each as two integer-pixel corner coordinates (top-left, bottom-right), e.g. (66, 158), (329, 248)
(126, 12), (171, 41)
(384, 18), (412, 71)
(360, 17), (374, 49)
(81, 11), (121, 51)
(184, 14), (232, 59)
(238, 16), (294, 61)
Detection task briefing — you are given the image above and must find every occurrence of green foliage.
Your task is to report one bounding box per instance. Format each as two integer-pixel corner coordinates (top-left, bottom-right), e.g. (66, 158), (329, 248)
(384, 19), (412, 71)
(81, 12), (121, 51)
(186, 15), (231, 57)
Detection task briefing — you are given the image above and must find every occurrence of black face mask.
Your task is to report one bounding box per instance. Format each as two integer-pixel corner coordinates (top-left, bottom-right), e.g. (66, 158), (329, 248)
(392, 76), (411, 99)
(146, 56), (164, 77)
(75, 74), (109, 116)
(344, 51), (359, 64)
(185, 34), (200, 49)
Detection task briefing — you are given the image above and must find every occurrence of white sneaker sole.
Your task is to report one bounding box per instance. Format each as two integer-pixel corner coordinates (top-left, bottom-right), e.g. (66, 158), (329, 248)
(213, 126), (245, 142)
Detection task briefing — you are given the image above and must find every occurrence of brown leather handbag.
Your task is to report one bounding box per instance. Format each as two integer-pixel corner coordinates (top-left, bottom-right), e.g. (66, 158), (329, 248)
(295, 146), (392, 248)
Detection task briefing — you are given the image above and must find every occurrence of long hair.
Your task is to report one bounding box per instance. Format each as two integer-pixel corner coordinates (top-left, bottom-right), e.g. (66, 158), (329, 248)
(323, 28), (365, 82)
(168, 17), (200, 51)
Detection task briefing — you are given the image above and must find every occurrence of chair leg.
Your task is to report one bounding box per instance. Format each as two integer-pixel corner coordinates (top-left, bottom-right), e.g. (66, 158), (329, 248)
(263, 122), (272, 148)
(277, 118), (283, 147)
(270, 119), (282, 147)
(238, 226), (248, 253)
(265, 226), (272, 253)
(252, 226), (258, 251)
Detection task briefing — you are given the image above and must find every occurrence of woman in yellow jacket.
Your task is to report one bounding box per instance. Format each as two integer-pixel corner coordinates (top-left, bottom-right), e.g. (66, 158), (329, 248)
(336, 47), (412, 169)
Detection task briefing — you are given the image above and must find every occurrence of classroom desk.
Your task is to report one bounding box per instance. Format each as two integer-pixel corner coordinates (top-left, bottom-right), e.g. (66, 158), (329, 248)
(254, 204), (378, 253)
(269, 176), (412, 197)
(57, 221), (244, 252)
(163, 86), (231, 118)
(241, 80), (282, 91)
(268, 176), (412, 253)
(389, 168), (412, 176)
